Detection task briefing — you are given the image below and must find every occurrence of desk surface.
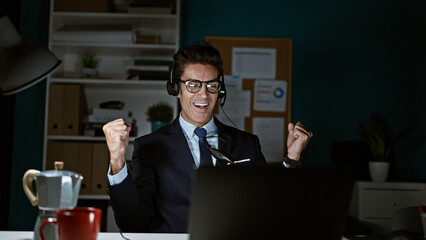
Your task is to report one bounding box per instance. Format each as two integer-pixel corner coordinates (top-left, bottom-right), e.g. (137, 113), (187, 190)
(0, 231), (189, 240)
(1, 231), (388, 240)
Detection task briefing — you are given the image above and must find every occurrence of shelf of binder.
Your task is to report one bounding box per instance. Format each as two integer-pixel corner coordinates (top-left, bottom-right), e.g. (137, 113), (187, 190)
(47, 84), (88, 136)
(45, 141), (110, 195)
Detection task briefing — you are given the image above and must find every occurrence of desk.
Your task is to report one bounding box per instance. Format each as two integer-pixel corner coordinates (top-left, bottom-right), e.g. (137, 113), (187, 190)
(0, 231), (386, 240)
(0, 231), (189, 240)
(0, 231), (388, 240)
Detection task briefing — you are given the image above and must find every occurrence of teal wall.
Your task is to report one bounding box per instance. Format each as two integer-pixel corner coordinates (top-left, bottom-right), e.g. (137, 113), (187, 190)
(180, 0), (426, 177)
(9, 0), (426, 230)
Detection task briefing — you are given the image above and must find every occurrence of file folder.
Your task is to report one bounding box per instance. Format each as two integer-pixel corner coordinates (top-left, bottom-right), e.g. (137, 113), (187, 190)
(91, 143), (109, 195)
(62, 84), (87, 135)
(47, 84), (64, 135)
(46, 142), (93, 194)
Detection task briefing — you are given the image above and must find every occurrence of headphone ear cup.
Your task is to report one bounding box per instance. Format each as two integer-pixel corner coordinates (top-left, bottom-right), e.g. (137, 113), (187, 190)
(166, 80), (179, 96)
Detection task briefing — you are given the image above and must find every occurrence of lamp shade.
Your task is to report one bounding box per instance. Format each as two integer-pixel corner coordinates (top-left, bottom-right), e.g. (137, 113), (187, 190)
(0, 16), (61, 95)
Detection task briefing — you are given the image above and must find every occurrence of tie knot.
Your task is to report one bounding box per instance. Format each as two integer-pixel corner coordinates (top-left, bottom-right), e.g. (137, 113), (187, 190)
(194, 128), (207, 139)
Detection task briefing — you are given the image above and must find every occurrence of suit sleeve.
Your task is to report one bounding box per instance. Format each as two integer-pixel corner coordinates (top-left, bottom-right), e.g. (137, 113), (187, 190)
(107, 137), (157, 232)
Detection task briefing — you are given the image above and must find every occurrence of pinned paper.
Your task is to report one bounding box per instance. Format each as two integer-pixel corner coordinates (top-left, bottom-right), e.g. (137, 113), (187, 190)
(252, 117), (285, 163)
(223, 75), (243, 90)
(254, 79), (287, 112)
(232, 47), (276, 79)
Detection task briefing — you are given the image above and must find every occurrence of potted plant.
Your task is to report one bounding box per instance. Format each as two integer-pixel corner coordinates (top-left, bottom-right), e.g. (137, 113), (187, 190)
(146, 102), (173, 132)
(355, 113), (406, 182)
(80, 54), (100, 78)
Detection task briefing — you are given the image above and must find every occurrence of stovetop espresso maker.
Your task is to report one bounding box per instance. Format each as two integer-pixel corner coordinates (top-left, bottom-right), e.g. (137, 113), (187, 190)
(23, 161), (83, 240)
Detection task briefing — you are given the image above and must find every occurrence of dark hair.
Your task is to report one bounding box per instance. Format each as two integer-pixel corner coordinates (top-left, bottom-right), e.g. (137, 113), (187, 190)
(172, 41), (224, 81)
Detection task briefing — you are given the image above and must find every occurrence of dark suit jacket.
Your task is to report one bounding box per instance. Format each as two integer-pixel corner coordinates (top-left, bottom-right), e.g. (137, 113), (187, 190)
(107, 116), (266, 233)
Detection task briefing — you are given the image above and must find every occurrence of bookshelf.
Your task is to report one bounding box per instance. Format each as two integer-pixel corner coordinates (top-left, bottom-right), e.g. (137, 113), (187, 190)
(43, 0), (180, 200)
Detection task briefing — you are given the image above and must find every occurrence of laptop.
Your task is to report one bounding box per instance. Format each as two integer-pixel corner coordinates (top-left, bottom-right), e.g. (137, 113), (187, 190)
(188, 166), (356, 240)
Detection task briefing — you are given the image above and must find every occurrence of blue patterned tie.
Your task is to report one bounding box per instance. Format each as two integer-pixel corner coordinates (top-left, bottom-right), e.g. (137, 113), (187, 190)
(194, 128), (212, 166)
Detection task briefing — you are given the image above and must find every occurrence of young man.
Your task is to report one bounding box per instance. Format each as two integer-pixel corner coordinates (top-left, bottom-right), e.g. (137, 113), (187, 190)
(103, 42), (313, 233)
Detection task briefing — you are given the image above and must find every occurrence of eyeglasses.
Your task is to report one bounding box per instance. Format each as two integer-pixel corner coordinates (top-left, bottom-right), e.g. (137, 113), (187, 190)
(178, 79), (222, 94)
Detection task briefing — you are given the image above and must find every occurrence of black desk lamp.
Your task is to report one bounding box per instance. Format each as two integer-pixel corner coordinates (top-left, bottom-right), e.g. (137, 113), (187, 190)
(0, 15), (61, 95)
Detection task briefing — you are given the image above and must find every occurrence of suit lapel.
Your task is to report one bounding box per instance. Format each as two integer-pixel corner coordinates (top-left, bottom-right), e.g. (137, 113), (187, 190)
(214, 117), (234, 166)
(168, 118), (196, 180)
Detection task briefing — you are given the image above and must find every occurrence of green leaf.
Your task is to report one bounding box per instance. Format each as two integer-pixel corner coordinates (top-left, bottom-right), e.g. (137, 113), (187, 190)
(81, 54), (99, 68)
(146, 102), (174, 123)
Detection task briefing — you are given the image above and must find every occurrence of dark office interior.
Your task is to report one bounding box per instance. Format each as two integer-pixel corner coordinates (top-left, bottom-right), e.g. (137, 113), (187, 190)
(1, 0), (426, 236)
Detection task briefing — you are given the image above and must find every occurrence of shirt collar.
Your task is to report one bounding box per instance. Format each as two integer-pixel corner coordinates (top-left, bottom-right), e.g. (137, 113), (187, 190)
(179, 113), (217, 138)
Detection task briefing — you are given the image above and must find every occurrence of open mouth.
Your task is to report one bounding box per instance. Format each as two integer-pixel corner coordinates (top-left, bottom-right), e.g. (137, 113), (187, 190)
(193, 102), (208, 109)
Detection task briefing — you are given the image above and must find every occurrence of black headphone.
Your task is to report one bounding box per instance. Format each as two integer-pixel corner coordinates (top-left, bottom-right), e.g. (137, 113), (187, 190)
(166, 62), (227, 107)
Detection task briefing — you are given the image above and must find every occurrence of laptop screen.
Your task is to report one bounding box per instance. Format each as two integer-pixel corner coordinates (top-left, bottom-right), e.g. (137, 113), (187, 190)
(188, 166), (355, 240)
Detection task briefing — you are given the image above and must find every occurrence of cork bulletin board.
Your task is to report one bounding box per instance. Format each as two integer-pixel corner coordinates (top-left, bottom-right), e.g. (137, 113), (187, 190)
(205, 36), (293, 160)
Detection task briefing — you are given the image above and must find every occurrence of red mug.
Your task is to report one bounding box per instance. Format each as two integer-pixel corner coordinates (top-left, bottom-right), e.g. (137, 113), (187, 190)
(39, 207), (101, 240)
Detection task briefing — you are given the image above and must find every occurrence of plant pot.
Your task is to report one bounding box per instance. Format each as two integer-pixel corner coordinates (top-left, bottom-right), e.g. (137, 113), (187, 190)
(151, 121), (167, 132)
(369, 161), (389, 182)
(81, 68), (98, 78)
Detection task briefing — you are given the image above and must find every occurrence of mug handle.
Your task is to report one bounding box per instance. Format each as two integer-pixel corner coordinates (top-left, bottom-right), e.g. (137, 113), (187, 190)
(39, 217), (57, 240)
(22, 169), (40, 206)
